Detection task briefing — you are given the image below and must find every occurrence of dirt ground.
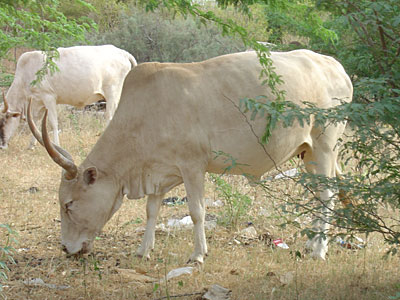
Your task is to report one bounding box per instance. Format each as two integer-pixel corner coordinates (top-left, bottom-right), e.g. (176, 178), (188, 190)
(1, 109), (399, 300)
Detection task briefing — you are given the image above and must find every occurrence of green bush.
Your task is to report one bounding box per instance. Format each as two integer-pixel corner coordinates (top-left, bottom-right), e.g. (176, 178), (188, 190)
(0, 224), (17, 292)
(210, 174), (252, 230)
(240, 0), (400, 250)
(87, 6), (245, 63)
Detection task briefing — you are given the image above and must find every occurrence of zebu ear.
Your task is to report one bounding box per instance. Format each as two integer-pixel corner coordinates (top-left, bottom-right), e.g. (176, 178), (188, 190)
(83, 167), (98, 185)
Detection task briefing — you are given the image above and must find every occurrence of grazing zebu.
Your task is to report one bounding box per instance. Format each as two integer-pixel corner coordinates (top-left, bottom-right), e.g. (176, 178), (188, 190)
(28, 50), (352, 262)
(0, 45), (137, 149)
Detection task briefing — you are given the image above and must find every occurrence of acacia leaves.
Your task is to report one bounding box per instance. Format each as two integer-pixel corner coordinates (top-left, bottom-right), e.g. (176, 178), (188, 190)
(0, 0), (96, 59)
(0, 0), (97, 85)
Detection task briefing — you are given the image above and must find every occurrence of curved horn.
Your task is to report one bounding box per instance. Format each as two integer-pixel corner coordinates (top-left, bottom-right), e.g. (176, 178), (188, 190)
(2, 90), (8, 113)
(27, 98), (44, 146)
(41, 110), (78, 180)
(27, 98), (76, 161)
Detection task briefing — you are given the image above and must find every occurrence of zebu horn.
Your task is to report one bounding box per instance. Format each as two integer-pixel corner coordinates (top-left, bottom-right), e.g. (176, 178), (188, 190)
(27, 98), (75, 162)
(28, 99), (78, 179)
(27, 98), (44, 146)
(2, 90), (8, 113)
(41, 110), (78, 180)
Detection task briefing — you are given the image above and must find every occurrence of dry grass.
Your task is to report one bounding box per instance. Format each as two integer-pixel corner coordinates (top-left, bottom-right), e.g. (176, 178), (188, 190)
(1, 108), (399, 300)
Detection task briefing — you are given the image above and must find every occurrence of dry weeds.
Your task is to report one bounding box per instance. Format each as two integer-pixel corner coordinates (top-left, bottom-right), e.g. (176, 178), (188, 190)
(0, 108), (399, 300)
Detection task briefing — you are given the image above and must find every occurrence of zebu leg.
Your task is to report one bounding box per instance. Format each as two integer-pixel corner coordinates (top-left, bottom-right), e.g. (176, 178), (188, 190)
(103, 85), (123, 124)
(305, 186), (335, 260)
(303, 139), (339, 260)
(181, 168), (207, 264)
(136, 194), (163, 259)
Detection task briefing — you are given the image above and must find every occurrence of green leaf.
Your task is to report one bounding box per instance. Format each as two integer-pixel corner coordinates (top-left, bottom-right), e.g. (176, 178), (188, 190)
(153, 283), (159, 292)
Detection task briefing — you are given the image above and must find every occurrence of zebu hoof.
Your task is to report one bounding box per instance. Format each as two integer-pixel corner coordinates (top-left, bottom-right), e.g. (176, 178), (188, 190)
(187, 252), (207, 265)
(136, 253), (151, 260)
(136, 247), (151, 260)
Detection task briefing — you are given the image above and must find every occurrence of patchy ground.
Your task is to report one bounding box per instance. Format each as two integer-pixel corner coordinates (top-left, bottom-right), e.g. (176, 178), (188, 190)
(1, 109), (399, 300)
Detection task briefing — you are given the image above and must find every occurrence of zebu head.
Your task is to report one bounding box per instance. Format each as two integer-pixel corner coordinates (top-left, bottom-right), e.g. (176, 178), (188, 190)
(27, 100), (123, 255)
(0, 91), (22, 149)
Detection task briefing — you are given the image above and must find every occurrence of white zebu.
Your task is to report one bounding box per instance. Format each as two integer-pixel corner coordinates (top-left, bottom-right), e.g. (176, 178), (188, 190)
(0, 45), (137, 149)
(29, 50), (352, 263)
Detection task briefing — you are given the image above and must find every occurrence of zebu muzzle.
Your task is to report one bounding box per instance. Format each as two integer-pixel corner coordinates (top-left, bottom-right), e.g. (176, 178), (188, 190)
(0, 113), (20, 149)
(61, 238), (93, 256)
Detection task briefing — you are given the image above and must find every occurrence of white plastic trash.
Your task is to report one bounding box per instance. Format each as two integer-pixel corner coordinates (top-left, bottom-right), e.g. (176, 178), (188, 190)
(273, 238), (289, 249)
(167, 216), (193, 228)
(274, 168), (298, 179)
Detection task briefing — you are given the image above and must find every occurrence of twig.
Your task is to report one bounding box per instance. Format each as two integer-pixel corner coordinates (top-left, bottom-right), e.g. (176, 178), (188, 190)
(221, 94), (282, 172)
(19, 225), (41, 231)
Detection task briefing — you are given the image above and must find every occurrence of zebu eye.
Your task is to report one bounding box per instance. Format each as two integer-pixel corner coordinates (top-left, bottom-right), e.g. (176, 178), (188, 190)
(65, 201), (74, 211)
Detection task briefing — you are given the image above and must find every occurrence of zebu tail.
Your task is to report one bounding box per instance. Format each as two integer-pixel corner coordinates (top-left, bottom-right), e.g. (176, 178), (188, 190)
(127, 52), (137, 68)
